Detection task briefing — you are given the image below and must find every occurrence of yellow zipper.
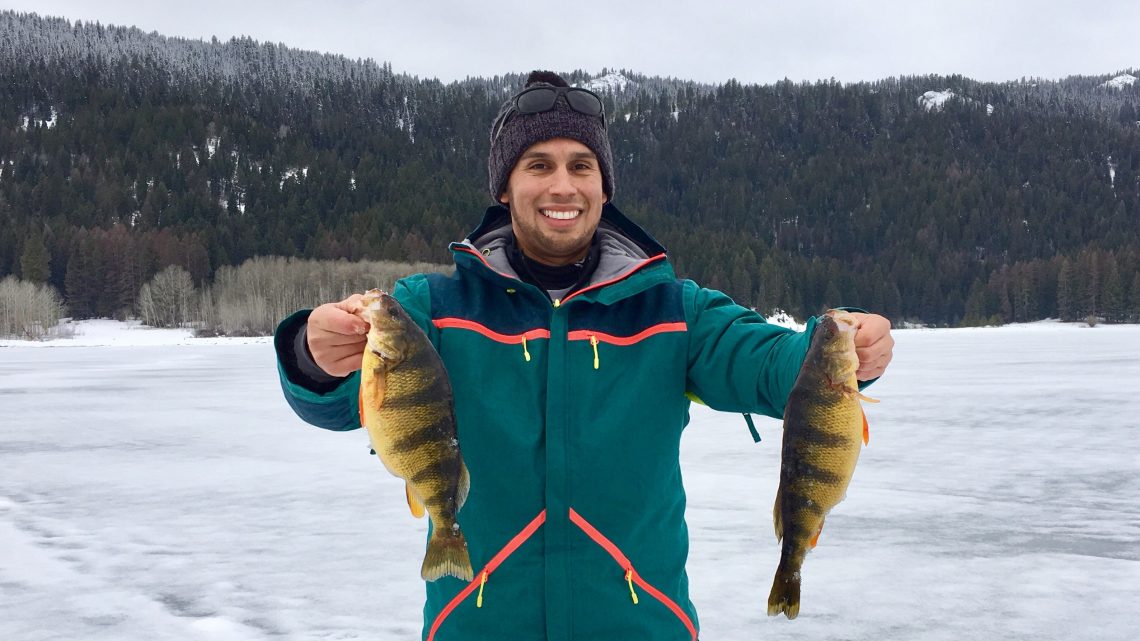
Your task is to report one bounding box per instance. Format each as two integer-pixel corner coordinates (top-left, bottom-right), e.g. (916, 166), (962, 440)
(477, 570), (489, 608)
(625, 568), (639, 604)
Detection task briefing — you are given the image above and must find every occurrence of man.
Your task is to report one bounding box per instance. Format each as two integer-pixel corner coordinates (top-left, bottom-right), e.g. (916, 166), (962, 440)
(274, 70), (894, 641)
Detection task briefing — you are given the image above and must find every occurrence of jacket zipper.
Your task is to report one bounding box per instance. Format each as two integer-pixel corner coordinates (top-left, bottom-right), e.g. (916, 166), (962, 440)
(568, 508), (698, 641)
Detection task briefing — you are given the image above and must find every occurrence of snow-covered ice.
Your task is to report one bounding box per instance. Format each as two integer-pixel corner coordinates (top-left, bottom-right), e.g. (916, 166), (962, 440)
(2, 320), (1138, 640)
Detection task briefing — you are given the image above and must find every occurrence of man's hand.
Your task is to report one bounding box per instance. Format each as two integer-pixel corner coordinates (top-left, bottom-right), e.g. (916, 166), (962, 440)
(848, 312), (894, 381)
(307, 293), (370, 377)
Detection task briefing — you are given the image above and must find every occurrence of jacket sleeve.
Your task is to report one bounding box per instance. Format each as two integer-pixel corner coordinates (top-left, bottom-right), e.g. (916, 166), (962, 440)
(272, 274), (435, 432)
(274, 309), (363, 432)
(682, 281), (818, 420)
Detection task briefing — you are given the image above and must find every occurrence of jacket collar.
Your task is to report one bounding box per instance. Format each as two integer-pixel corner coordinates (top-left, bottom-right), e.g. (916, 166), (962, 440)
(451, 203), (672, 301)
(463, 202), (667, 258)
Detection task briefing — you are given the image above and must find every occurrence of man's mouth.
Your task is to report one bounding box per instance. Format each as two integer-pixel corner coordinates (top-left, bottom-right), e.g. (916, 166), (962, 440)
(541, 209), (581, 221)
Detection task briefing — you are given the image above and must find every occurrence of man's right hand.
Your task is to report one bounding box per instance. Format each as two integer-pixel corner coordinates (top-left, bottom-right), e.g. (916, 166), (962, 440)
(307, 294), (370, 377)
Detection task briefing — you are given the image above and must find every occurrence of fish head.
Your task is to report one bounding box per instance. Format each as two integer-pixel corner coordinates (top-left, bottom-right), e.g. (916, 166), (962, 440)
(817, 309), (860, 384)
(361, 289), (415, 363)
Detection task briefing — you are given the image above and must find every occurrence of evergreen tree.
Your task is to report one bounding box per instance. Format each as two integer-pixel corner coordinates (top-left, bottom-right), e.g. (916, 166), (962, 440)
(19, 230), (50, 283)
(1057, 259), (1076, 321)
(1100, 258), (1124, 323)
(1127, 272), (1140, 323)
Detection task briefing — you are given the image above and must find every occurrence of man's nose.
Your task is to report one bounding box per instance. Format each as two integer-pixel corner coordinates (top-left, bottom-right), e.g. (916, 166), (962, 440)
(548, 166), (578, 194)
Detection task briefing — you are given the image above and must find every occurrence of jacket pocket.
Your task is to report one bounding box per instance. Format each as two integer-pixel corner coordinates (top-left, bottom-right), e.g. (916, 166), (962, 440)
(567, 323), (687, 370)
(427, 510), (547, 641)
(568, 508), (698, 641)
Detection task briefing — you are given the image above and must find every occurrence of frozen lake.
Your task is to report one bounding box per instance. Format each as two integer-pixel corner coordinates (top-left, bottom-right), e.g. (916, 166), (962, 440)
(2, 321), (1138, 640)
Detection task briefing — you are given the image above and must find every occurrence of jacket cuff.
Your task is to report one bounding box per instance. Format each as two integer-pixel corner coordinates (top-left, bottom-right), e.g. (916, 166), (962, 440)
(274, 310), (349, 394)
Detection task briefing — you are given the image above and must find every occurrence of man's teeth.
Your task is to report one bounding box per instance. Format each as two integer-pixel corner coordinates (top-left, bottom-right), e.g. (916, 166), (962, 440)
(541, 209), (581, 220)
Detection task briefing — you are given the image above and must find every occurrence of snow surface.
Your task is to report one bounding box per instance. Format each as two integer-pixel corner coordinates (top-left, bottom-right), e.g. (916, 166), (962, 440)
(1101, 74), (1137, 90)
(2, 320), (1139, 640)
(582, 72), (632, 93)
(918, 90), (955, 111)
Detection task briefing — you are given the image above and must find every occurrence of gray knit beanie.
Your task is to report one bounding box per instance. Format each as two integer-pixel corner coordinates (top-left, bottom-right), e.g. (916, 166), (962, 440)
(488, 70), (615, 202)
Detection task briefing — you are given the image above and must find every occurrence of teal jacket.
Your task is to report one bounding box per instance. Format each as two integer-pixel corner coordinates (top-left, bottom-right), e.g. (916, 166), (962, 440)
(275, 204), (819, 641)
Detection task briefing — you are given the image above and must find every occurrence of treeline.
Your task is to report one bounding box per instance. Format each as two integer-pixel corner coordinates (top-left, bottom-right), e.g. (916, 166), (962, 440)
(0, 256), (451, 339)
(2, 11), (1139, 326)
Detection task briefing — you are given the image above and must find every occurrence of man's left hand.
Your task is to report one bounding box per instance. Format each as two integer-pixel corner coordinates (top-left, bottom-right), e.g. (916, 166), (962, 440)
(848, 313), (894, 381)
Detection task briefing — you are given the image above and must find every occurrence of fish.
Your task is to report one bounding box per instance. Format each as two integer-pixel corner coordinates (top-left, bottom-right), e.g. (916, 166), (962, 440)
(358, 288), (473, 582)
(767, 308), (878, 619)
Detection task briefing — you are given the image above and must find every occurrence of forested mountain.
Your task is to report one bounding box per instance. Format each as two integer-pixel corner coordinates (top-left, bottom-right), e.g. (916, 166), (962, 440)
(2, 11), (1139, 325)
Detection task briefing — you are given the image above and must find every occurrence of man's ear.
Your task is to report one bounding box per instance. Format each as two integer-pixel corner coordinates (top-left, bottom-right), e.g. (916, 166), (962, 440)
(499, 192), (509, 205)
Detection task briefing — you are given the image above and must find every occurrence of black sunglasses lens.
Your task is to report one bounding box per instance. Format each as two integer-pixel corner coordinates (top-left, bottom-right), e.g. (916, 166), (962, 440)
(515, 88), (558, 114)
(565, 90), (603, 117)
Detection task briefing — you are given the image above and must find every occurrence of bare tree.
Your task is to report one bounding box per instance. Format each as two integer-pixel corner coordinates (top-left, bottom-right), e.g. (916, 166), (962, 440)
(0, 276), (66, 340)
(138, 265), (196, 328)
(205, 257), (450, 336)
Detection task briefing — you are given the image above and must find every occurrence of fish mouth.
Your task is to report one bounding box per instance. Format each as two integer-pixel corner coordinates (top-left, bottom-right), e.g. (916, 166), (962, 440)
(826, 309), (858, 333)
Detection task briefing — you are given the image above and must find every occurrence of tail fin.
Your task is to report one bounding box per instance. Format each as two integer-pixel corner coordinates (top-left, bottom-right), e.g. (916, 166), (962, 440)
(421, 526), (473, 582)
(767, 561), (802, 619)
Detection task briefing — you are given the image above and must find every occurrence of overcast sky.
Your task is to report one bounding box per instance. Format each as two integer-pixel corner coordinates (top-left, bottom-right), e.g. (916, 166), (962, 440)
(3, 0), (1137, 85)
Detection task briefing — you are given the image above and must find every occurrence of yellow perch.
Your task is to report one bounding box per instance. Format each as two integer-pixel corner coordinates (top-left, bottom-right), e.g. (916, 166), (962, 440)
(767, 309), (877, 619)
(359, 289), (473, 582)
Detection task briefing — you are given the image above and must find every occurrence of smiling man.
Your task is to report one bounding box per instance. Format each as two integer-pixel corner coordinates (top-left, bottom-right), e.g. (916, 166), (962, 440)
(500, 139), (605, 266)
(273, 70), (894, 641)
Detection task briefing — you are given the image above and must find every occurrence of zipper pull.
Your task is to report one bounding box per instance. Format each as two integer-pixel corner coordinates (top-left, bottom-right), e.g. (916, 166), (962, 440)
(477, 570), (488, 608)
(521, 336), (531, 362)
(590, 335), (599, 370)
(625, 568), (639, 604)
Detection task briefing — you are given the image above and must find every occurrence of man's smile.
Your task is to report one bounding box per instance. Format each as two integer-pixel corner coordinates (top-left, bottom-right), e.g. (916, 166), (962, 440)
(540, 208), (582, 221)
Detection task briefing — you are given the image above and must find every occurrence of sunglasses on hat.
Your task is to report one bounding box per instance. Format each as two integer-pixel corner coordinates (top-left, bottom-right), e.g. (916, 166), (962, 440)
(492, 86), (607, 140)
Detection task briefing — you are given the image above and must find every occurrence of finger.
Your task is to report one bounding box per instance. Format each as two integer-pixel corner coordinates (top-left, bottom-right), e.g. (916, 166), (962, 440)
(335, 294), (368, 319)
(312, 333), (369, 348)
(312, 349), (364, 377)
(325, 353), (365, 377)
(852, 316), (888, 347)
(857, 352), (893, 380)
(855, 339), (892, 363)
(311, 341), (367, 366)
(311, 305), (369, 336)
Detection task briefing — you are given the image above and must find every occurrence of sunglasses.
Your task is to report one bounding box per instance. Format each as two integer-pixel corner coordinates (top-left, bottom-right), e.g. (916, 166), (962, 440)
(492, 86), (607, 140)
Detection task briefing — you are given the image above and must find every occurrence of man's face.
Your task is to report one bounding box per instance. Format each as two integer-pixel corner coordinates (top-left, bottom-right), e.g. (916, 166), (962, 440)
(499, 138), (606, 266)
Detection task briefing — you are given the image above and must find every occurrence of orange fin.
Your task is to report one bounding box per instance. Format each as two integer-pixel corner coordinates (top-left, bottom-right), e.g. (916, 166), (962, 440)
(862, 408), (870, 445)
(809, 518), (825, 548)
(406, 483), (426, 519)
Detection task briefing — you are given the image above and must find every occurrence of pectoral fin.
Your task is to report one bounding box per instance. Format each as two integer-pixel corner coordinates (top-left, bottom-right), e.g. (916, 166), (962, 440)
(809, 518), (825, 548)
(359, 363), (387, 421)
(406, 483), (426, 519)
(862, 408), (870, 445)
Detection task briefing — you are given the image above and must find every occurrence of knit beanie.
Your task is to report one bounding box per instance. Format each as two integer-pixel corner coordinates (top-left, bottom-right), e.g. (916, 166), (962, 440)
(488, 70), (615, 202)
